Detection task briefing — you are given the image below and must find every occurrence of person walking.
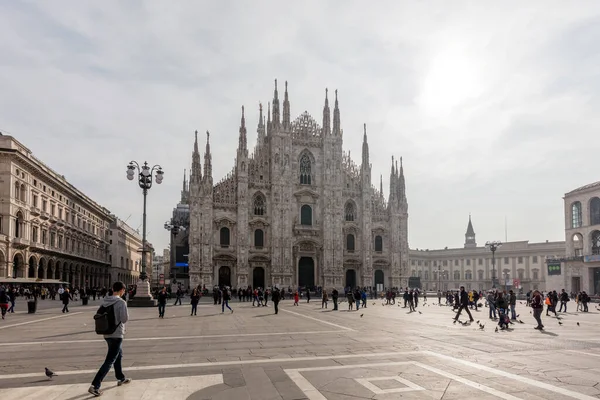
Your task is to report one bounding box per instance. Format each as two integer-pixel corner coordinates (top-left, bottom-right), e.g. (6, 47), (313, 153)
(321, 291), (328, 309)
(88, 281), (131, 397)
(453, 286), (474, 323)
(293, 291), (299, 306)
(531, 289), (544, 330)
(7, 288), (16, 313)
(222, 287), (233, 313)
(272, 288), (281, 314)
(0, 287), (9, 319)
(157, 287), (168, 318)
(508, 290), (517, 320)
(174, 288), (183, 306)
(190, 288), (200, 316)
(558, 289), (569, 313)
(332, 288), (339, 310)
(61, 288), (72, 313)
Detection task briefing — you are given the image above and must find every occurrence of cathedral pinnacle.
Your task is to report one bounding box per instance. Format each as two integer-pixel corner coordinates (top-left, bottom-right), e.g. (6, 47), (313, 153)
(238, 106), (248, 155)
(191, 130), (202, 183)
(283, 81), (290, 128)
(272, 79), (280, 126)
(204, 130), (212, 181)
(257, 103), (266, 147)
(362, 123), (369, 167)
(322, 88), (331, 135)
(332, 89), (340, 135)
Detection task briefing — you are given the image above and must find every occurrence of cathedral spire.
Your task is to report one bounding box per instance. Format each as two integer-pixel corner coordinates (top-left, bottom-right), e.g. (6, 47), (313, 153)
(282, 81), (290, 128)
(191, 130), (202, 183)
(272, 79), (280, 126)
(332, 89), (340, 135)
(322, 88), (331, 135)
(204, 130), (212, 181)
(257, 103), (266, 147)
(362, 123), (369, 167)
(398, 156), (406, 201)
(182, 168), (187, 192)
(380, 174), (383, 198)
(238, 106), (247, 154)
(389, 155), (397, 205)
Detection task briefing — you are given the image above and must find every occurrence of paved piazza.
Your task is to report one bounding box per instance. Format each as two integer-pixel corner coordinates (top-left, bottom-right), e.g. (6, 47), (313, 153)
(2, 298), (600, 399)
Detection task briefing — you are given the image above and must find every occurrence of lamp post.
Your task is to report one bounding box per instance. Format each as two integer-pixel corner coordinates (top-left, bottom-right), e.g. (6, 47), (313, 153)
(485, 241), (502, 289)
(503, 271), (509, 293)
(126, 161), (163, 307)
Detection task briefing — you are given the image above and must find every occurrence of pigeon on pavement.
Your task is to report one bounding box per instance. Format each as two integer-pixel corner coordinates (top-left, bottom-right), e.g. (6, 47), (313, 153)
(45, 368), (56, 379)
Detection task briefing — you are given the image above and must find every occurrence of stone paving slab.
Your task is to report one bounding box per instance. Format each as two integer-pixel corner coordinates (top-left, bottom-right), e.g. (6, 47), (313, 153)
(2, 299), (600, 399)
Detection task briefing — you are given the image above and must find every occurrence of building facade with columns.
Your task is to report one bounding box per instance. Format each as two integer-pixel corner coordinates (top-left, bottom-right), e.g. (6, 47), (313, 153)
(409, 216), (565, 293)
(557, 182), (600, 295)
(108, 217), (145, 287)
(0, 134), (113, 287)
(187, 81), (409, 290)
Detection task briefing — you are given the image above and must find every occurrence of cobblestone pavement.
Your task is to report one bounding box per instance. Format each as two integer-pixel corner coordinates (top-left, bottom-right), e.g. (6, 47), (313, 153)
(1, 298), (600, 399)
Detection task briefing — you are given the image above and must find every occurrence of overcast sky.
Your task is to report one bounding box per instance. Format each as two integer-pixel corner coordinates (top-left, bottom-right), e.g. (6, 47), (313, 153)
(1, 2), (599, 253)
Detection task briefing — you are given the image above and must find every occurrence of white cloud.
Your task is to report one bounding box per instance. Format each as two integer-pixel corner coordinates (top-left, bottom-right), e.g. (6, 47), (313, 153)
(1, 1), (599, 252)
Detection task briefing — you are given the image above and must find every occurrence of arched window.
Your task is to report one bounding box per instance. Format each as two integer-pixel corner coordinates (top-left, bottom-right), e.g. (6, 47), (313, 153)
(346, 234), (355, 251)
(300, 205), (312, 225)
(254, 229), (264, 248)
(478, 270), (484, 280)
(20, 184), (26, 202)
(374, 235), (383, 252)
(299, 154), (312, 185)
(592, 230), (600, 255)
(344, 202), (355, 222)
(253, 193), (266, 216)
(15, 211), (24, 238)
(453, 270), (460, 280)
(591, 197), (600, 226)
(220, 227), (230, 247)
(465, 270), (472, 280)
(424, 270), (429, 280)
(571, 201), (582, 228)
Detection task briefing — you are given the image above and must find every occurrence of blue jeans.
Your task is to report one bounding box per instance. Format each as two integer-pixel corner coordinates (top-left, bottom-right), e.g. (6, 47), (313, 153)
(489, 303), (497, 319)
(91, 338), (125, 389)
(510, 304), (516, 320)
(222, 300), (232, 312)
(158, 303), (165, 317)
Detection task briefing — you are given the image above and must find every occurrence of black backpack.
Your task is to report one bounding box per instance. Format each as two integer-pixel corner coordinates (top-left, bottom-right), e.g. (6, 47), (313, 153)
(94, 304), (119, 335)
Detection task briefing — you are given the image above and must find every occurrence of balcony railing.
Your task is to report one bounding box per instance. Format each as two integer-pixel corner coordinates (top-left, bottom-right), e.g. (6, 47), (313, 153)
(545, 256), (584, 263)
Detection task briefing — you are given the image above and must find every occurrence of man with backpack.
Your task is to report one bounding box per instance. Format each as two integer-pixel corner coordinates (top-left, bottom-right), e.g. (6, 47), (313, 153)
(89, 281), (131, 397)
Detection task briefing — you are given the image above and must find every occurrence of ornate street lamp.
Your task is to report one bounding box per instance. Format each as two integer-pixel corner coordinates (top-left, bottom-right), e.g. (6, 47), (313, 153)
(485, 241), (502, 289)
(126, 161), (163, 306)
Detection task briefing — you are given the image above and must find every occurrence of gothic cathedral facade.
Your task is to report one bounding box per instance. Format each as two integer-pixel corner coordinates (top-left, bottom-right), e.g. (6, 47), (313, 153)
(187, 81), (409, 291)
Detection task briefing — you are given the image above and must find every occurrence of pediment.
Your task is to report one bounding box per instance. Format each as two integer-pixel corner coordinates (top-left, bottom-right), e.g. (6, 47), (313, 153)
(293, 188), (319, 199)
(249, 218), (270, 228)
(214, 217), (236, 228)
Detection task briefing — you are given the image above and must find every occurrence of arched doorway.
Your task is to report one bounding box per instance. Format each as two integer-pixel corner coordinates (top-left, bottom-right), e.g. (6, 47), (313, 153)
(374, 270), (384, 287)
(38, 258), (46, 279)
(253, 267), (265, 289)
(28, 256), (36, 278)
(55, 261), (61, 280)
(218, 266), (231, 287)
(13, 253), (23, 278)
(298, 257), (315, 289)
(345, 269), (356, 289)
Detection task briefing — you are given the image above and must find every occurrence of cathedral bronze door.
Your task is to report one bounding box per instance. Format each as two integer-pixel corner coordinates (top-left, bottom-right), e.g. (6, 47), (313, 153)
(218, 266), (231, 287)
(374, 270), (384, 286)
(298, 257), (315, 289)
(345, 269), (356, 289)
(253, 267), (265, 289)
